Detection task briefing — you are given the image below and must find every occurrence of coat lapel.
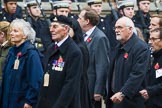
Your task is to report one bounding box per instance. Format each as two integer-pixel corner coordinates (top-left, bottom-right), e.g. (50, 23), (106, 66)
(44, 43), (59, 70)
(85, 27), (97, 45)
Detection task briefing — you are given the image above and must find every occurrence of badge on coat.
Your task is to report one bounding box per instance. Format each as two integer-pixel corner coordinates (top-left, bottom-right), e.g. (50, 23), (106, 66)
(52, 56), (65, 71)
(14, 52), (22, 70)
(14, 59), (20, 70)
(156, 69), (162, 78)
(43, 72), (50, 87)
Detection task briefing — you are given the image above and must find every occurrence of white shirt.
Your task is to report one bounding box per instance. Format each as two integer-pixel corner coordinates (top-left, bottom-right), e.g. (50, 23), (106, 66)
(84, 26), (96, 42)
(55, 35), (69, 47)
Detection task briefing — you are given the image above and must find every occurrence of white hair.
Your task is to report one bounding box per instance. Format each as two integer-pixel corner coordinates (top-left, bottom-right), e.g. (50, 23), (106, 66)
(122, 16), (134, 28)
(121, 16), (137, 34)
(10, 19), (36, 44)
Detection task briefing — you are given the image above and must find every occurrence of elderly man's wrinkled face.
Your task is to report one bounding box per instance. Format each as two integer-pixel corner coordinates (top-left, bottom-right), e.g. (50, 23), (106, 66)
(149, 30), (162, 52)
(149, 17), (160, 31)
(50, 22), (68, 42)
(115, 19), (132, 44)
(5, 1), (17, 14)
(10, 26), (26, 45)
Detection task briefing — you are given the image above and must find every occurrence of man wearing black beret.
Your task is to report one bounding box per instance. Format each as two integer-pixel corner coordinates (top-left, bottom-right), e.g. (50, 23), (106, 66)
(37, 15), (83, 108)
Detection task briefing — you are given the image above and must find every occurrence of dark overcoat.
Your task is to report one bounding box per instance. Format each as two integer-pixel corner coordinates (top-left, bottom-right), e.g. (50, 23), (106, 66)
(97, 16), (108, 35)
(71, 19), (93, 108)
(145, 49), (162, 108)
(37, 37), (83, 108)
(107, 34), (150, 108)
(0, 40), (43, 108)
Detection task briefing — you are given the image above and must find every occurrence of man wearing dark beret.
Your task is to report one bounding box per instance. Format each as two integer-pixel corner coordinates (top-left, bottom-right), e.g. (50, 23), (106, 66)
(0, 0), (22, 22)
(37, 15), (83, 108)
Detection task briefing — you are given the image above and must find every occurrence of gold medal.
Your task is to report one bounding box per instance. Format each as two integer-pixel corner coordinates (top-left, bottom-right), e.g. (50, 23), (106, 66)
(14, 58), (20, 70)
(43, 72), (50, 87)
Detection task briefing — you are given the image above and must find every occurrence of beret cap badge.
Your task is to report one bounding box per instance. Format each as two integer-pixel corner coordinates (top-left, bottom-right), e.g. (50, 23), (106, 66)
(53, 17), (58, 22)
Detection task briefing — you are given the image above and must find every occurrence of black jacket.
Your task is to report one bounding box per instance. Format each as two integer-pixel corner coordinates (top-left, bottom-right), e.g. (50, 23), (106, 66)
(107, 34), (150, 108)
(37, 37), (83, 108)
(145, 49), (162, 107)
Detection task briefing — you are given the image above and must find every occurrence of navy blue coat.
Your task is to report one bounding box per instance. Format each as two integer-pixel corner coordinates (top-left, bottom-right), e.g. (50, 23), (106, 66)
(0, 41), (43, 108)
(71, 19), (93, 108)
(97, 16), (108, 35)
(145, 49), (162, 108)
(37, 37), (83, 108)
(107, 34), (150, 108)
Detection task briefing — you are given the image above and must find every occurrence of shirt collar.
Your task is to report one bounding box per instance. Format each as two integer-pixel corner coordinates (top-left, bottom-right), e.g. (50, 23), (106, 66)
(55, 35), (69, 47)
(84, 26), (96, 41)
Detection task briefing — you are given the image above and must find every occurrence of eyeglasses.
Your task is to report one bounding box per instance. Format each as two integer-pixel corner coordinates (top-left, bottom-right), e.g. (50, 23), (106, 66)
(114, 26), (131, 30)
(148, 37), (161, 42)
(114, 26), (124, 30)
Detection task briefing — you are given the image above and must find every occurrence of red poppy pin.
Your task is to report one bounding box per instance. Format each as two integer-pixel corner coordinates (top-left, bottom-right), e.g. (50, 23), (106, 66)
(58, 56), (63, 62)
(124, 53), (128, 59)
(87, 38), (92, 43)
(17, 52), (22, 58)
(154, 63), (160, 70)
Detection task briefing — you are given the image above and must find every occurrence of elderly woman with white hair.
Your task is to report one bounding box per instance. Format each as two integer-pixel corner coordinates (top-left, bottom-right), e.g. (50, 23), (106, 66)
(0, 19), (43, 108)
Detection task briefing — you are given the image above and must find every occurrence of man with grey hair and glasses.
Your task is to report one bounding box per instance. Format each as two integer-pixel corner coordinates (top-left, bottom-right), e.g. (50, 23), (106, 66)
(107, 16), (150, 108)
